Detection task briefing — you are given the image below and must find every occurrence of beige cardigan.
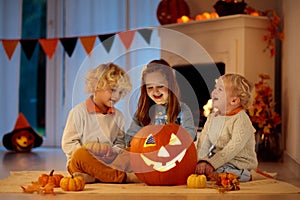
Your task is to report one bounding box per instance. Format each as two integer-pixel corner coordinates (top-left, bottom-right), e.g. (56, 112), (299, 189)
(197, 110), (258, 170)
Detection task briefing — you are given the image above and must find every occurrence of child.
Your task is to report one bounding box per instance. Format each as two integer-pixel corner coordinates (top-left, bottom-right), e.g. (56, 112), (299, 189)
(125, 59), (196, 147)
(62, 62), (135, 183)
(196, 73), (258, 182)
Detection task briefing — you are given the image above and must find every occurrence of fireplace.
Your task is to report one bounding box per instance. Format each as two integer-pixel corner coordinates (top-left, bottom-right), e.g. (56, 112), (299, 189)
(173, 62), (225, 129)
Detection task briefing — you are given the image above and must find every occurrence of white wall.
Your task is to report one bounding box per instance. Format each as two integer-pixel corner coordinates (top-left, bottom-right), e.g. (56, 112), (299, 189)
(282, 0), (300, 164)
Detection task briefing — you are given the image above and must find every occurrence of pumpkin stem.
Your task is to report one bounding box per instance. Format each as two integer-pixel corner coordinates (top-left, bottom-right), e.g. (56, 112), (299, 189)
(49, 169), (54, 176)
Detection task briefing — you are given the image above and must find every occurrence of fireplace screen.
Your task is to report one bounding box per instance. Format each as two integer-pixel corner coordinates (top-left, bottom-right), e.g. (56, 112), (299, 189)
(173, 62), (225, 129)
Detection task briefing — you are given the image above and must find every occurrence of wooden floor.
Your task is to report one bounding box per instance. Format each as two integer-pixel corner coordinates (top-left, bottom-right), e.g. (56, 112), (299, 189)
(0, 146), (300, 199)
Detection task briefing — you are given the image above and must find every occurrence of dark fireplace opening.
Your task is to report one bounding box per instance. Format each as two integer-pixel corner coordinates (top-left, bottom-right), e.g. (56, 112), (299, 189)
(173, 62), (225, 129)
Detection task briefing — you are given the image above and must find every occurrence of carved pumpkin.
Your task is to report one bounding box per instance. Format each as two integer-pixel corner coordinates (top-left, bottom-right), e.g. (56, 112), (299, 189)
(60, 175), (85, 191)
(11, 130), (35, 152)
(2, 113), (43, 152)
(129, 124), (197, 185)
(37, 169), (64, 187)
(187, 174), (207, 188)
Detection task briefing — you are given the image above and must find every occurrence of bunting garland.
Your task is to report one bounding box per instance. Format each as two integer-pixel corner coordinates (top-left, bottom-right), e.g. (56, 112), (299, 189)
(39, 38), (58, 59)
(117, 30), (136, 50)
(79, 35), (97, 56)
(20, 39), (38, 60)
(2, 40), (19, 59)
(98, 33), (115, 53)
(60, 37), (78, 57)
(0, 28), (154, 60)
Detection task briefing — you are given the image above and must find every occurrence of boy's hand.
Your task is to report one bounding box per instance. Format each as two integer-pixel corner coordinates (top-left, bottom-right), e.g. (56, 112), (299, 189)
(195, 161), (214, 176)
(84, 142), (117, 163)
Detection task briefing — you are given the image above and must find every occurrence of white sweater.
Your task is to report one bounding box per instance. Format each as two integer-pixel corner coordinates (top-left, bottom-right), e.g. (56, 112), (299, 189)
(62, 97), (126, 164)
(197, 110), (258, 170)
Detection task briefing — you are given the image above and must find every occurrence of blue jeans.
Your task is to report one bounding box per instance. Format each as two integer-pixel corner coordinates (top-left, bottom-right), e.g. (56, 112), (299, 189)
(216, 163), (251, 182)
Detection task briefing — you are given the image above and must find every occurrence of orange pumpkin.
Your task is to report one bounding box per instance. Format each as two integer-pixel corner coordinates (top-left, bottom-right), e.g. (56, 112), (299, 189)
(60, 175), (85, 191)
(37, 169), (64, 187)
(129, 124), (197, 186)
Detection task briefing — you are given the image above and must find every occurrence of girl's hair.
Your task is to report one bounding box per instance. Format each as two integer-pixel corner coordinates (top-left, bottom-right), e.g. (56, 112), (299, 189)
(84, 62), (132, 96)
(222, 73), (254, 109)
(136, 59), (181, 125)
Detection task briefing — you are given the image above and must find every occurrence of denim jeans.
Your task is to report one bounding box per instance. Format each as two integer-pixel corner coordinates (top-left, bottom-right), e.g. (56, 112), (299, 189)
(216, 163), (251, 182)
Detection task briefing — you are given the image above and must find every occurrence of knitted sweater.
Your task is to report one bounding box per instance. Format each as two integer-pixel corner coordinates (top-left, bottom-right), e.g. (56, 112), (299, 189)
(197, 110), (258, 170)
(62, 97), (126, 165)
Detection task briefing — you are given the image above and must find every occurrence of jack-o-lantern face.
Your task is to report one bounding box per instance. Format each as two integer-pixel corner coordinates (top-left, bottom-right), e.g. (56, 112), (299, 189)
(11, 130), (35, 152)
(129, 124), (197, 186)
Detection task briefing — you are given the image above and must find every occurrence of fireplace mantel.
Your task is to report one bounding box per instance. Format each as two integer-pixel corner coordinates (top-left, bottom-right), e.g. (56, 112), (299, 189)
(160, 14), (274, 88)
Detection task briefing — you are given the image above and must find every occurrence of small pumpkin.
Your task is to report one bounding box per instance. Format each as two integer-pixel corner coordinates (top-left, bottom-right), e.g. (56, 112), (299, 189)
(37, 169), (64, 187)
(83, 142), (112, 156)
(60, 175), (85, 191)
(187, 174), (207, 188)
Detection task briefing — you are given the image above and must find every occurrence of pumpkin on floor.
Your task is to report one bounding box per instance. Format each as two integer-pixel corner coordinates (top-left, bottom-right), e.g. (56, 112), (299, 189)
(60, 175), (85, 191)
(37, 169), (64, 187)
(187, 174), (207, 188)
(129, 124), (197, 186)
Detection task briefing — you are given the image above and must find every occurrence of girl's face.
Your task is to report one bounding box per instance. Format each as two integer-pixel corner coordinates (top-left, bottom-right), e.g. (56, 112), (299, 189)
(144, 71), (169, 105)
(211, 77), (235, 114)
(94, 84), (124, 112)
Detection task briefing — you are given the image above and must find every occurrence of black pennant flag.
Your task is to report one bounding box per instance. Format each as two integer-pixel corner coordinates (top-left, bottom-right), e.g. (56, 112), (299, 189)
(138, 29), (153, 44)
(98, 33), (115, 53)
(20, 39), (38, 60)
(60, 37), (78, 57)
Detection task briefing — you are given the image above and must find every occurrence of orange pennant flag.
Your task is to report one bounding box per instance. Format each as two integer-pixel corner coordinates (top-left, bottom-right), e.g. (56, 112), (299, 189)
(39, 38), (59, 59)
(2, 40), (19, 60)
(118, 30), (136, 50)
(79, 36), (97, 56)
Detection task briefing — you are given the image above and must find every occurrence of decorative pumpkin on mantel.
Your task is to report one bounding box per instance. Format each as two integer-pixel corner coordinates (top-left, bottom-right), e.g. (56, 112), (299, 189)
(156, 0), (190, 25)
(129, 124), (197, 186)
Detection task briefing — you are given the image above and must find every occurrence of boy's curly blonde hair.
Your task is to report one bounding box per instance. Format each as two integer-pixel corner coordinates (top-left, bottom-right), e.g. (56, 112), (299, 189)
(222, 73), (254, 109)
(84, 63), (132, 96)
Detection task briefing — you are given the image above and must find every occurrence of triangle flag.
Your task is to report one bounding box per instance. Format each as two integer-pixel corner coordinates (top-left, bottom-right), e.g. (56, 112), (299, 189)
(2, 40), (19, 60)
(20, 39), (38, 60)
(118, 30), (136, 50)
(79, 35), (97, 56)
(138, 29), (153, 44)
(98, 33), (115, 53)
(60, 37), (78, 57)
(39, 38), (59, 59)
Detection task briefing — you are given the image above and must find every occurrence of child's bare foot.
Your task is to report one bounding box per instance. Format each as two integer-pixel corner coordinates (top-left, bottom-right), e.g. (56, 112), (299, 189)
(73, 172), (96, 183)
(126, 173), (140, 183)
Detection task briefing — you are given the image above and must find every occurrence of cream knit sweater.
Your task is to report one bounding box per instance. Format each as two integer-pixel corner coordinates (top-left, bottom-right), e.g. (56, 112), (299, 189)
(197, 110), (258, 170)
(62, 101), (126, 165)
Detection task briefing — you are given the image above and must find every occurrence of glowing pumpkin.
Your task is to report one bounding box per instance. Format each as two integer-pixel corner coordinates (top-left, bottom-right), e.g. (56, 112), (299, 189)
(129, 124), (197, 186)
(11, 130), (35, 152)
